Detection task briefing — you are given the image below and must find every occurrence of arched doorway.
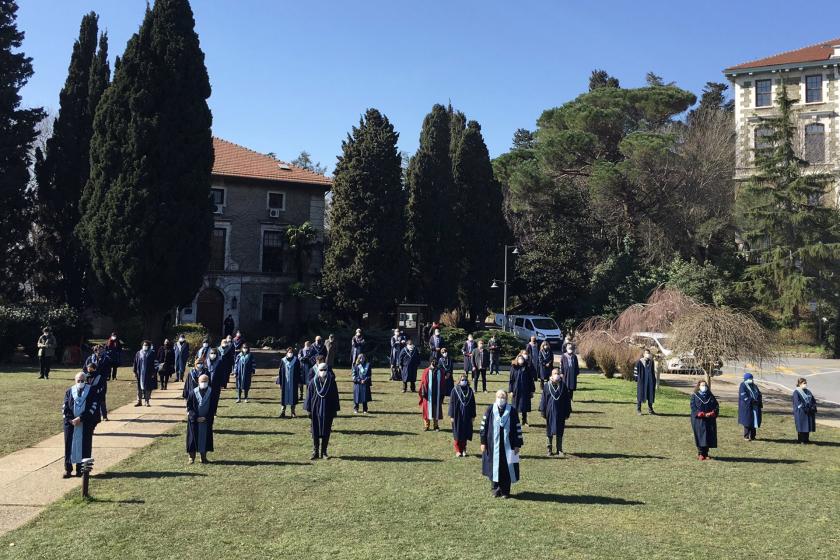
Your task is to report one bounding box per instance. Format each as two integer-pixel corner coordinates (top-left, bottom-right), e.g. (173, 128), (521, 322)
(196, 288), (224, 340)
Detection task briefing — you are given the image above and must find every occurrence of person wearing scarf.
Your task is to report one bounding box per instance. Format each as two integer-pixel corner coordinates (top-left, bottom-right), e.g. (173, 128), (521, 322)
(183, 357), (206, 399)
(560, 343), (580, 401)
(480, 390), (524, 498)
(206, 347), (224, 415)
(448, 374), (476, 457)
(539, 369), (572, 457)
(174, 335), (191, 383)
(352, 354), (373, 413)
(690, 380), (719, 460)
(217, 336), (235, 390)
(438, 348), (455, 398)
(398, 339), (421, 393)
(186, 374), (215, 464)
(634, 349), (657, 415)
(738, 372), (763, 441)
(133, 340), (157, 407)
(62, 372), (100, 478)
(792, 377), (818, 444)
(234, 344), (255, 403)
(304, 363), (340, 460)
(389, 329), (406, 381)
(276, 347), (303, 418)
(509, 352), (535, 426)
(195, 337), (211, 363)
(418, 357), (446, 431)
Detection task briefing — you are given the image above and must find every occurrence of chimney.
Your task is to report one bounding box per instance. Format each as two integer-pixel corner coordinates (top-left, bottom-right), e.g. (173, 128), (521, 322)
(833, 44), (840, 58)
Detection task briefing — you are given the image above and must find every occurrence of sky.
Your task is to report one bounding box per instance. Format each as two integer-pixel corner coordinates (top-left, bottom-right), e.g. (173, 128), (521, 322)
(17, 0), (840, 175)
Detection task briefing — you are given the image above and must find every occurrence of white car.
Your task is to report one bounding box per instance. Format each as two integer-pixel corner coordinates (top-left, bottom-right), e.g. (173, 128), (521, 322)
(630, 332), (705, 373)
(509, 315), (563, 348)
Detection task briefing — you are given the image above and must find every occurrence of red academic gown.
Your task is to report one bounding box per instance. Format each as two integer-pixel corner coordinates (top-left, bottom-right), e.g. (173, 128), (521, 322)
(418, 366), (446, 420)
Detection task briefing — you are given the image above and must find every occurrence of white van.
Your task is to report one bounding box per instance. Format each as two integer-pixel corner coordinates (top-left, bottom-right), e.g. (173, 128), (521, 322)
(509, 315), (563, 347)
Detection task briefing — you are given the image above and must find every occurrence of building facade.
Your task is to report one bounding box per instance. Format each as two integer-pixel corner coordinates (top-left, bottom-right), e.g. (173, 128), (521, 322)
(724, 38), (840, 195)
(177, 137), (331, 339)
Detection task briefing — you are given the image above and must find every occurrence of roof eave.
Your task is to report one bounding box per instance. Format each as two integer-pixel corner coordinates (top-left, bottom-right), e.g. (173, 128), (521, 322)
(724, 59), (840, 77)
(211, 172), (331, 191)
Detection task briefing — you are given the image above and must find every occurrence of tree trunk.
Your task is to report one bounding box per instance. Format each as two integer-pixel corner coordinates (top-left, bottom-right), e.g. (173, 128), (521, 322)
(141, 308), (166, 345)
(702, 362), (712, 388)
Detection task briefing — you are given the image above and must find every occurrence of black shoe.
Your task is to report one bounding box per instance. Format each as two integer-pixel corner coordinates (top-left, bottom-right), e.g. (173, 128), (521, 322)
(648, 409), (656, 415)
(546, 448), (553, 456)
(310, 451), (319, 460)
(38, 376), (44, 379)
(636, 409), (643, 416)
(62, 471), (72, 479)
(321, 452), (330, 460)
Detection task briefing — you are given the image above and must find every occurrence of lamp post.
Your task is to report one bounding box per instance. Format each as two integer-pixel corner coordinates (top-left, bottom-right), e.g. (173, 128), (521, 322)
(491, 245), (519, 332)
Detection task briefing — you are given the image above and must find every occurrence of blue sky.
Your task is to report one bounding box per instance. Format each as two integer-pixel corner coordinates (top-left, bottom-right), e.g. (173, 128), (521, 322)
(18, 0), (840, 174)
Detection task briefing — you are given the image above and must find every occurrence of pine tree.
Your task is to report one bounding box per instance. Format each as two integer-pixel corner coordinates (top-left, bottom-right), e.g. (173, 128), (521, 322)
(33, 12), (108, 308)
(742, 85), (840, 322)
(405, 104), (455, 311)
(322, 109), (405, 321)
(79, 0), (213, 339)
(0, 0), (43, 301)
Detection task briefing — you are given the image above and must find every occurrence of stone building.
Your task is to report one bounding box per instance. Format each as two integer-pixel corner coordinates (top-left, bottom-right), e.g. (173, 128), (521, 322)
(724, 38), (840, 195)
(176, 137), (331, 339)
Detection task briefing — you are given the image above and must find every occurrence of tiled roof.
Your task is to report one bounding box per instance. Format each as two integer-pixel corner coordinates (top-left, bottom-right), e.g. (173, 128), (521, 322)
(212, 137), (331, 187)
(725, 38), (840, 72)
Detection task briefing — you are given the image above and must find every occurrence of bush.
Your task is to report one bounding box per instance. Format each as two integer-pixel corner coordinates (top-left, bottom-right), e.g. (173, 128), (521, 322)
(255, 335), (291, 350)
(472, 329), (521, 363)
(581, 348), (597, 370)
(596, 349), (617, 378)
(0, 302), (87, 361)
(172, 323), (209, 361)
(778, 326), (817, 346)
(439, 326), (468, 351)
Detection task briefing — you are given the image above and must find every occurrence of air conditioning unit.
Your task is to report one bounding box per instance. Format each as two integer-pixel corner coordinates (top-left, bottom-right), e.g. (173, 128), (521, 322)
(268, 208), (280, 218)
(213, 204), (224, 215)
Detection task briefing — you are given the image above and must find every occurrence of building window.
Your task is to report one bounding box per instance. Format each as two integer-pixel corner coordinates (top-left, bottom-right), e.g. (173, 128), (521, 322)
(261, 294), (283, 322)
(754, 126), (773, 157)
(209, 227), (226, 271)
(755, 79), (772, 107)
(804, 123), (825, 163)
(262, 230), (284, 273)
(267, 191), (286, 210)
(805, 75), (822, 103)
(211, 188), (225, 206)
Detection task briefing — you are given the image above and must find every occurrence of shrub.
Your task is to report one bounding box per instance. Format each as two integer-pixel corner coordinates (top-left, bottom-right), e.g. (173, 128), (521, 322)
(596, 349), (618, 378)
(440, 326), (468, 351)
(172, 323), (209, 360)
(0, 302), (87, 361)
(778, 326), (817, 346)
(438, 309), (463, 328)
(473, 329), (521, 363)
(581, 347), (597, 370)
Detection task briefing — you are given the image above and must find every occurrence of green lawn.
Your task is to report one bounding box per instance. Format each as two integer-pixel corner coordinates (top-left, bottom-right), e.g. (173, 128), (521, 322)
(3, 360), (839, 559)
(0, 362), (140, 457)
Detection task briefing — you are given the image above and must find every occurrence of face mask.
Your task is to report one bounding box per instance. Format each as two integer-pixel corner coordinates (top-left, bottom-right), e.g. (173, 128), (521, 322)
(221, 343), (228, 349)
(441, 352), (447, 357)
(242, 349), (249, 354)
(567, 348), (573, 354)
(495, 398), (506, 408)
(434, 331), (440, 336)
(202, 343), (209, 348)
(517, 358), (524, 365)
(209, 353), (217, 360)
(196, 363), (204, 370)
(459, 380), (467, 387)
(111, 336), (116, 340)
(179, 337), (185, 343)
(142, 345), (149, 351)
(286, 352), (293, 359)
(699, 385), (708, 393)
(318, 369), (327, 378)
(407, 345), (414, 350)
(745, 378), (752, 384)
(76, 381), (86, 391)
(551, 378), (559, 385)
(800, 384), (807, 389)
(198, 382), (208, 390)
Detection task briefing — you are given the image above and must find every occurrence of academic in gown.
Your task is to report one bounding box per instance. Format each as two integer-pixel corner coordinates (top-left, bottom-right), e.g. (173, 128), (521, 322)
(738, 378), (763, 440)
(439, 353), (455, 396)
(390, 335), (406, 379)
(418, 365), (446, 428)
(480, 403), (524, 497)
(690, 390), (719, 458)
(398, 346), (421, 390)
(634, 358), (656, 413)
(539, 380), (572, 455)
(303, 374), (340, 458)
(174, 340), (191, 381)
(461, 340), (476, 374)
(448, 383), (476, 455)
(352, 362), (373, 411)
(276, 356), (303, 415)
(186, 386), (215, 460)
(508, 364), (535, 421)
(217, 344), (235, 388)
(182, 366), (204, 399)
(133, 348), (157, 404)
(234, 351), (255, 400)
(62, 383), (99, 476)
(537, 347), (554, 383)
(792, 388), (817, 442)
(560, 352), (580, 399)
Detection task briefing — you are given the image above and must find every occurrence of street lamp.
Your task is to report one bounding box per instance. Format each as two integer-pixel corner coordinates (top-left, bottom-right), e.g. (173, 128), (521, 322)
(490, 245), (519, 332)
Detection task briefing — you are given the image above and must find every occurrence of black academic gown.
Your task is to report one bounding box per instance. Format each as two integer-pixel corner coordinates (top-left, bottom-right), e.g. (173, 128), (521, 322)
(439, 355), (455, 395)
(538, 349), (554, 381)
(635, 359), (656, 406)
(182, 367), (203, 399)
(480, 404), (524, 483)
(560, 353), (579, 392)
(186, 387), (215, 455)
(399, 347), (421, 383)
(690, 391), (719, 448)
(539, 382), (572, 436)
(63, 385), (99, 471)
(218, 346), (235, 388)
(792, 389), (817, 433)
(509, 365), (535, 413)
(448, 385), (476, 441)
(303, 375), (340, 438)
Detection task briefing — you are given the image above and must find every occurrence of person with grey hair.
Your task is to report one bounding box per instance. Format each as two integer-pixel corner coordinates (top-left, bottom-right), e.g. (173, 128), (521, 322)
(62, 371), (99, 478)
(539, 369), (572, 457)
(186, 373), (215, 464)
(480, 389), (524, 498)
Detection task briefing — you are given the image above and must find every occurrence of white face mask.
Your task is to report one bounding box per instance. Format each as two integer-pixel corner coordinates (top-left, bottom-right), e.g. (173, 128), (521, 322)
(459, 380), (467, 387)
(242, 349), (249, 354)
(434, 331), (440, 336)
(286, 352), (293, 359)
(198, 382), (208, 390)
(441, 352), (447, 357)
(142, 345), (149, 351)
(179, 337), (185, 343)
(516, 358), (524, 366)
(209, 353), (217, 360)
(318, 369), (327, 378)
(745, 378), (753, 384)
(699, 385), (708, 393)
(75, 381), (86, 391)
(495, 398), (506, 408)
(111, 336), (116, 340)
(800, 384), (807, 390)
(202, 343), (209, 348)
(407, 345), (414, 350)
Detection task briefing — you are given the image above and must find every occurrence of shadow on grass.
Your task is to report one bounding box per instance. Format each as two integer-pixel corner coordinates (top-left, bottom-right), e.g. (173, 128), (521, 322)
(94, 471), (206, 479)
(212, 459), (311, 466)
(340, 455), (442, 463)
(512, 492), (644, 505)
(214, 429), (293, 436)
(578, 400), (635, 405)
(761, 438), (840, 447)
(566, 425), (613, 430)
(123, 418), (183, 424)
(84, 497), (146, 504)
(570, 410), (605, 415)
(572, 452), (667, 460)
(220, 415), (286, 420)
(712, 456), (806, 464)
(333, 429), (415, 437)
(368, 411), (420, 416)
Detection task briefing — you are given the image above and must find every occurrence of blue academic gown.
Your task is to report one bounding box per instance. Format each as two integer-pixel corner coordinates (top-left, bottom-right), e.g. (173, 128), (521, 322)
(560, 353), (580, 392)
(206, 357), (224, 414)
(738, 382), (763, 428)
(538, 348), (554, 382)
(234, 352), (255, 393)
(276, 357), (303, 406)
(509, 364), (535, 413)
(390, 336), (406, 367)
(635, 358), (656, 407)
(303, 375), (340, 438)
(462, 340), (476, 373)
(186, 387), (214, 455)
(539, 381), (572, 436)
(352, 363), (373, 405)
(428, 335), (444, 358)
(218, 345), (235, 388)
(182, 367), (204, 399)
(448, 385), (476, 441)
(133, 350), (157, 391)
(690, 391), (719, 448)
(174, 341), (191, 376)
(480, 404), (524, 484)
(439, 354), (455, 395)
(793, 389), (817, 433)
(351, 336), (365, 365)
(398, 347), (421, 383)
(527, 343), (540, 372)
(63, 384), (99, 471)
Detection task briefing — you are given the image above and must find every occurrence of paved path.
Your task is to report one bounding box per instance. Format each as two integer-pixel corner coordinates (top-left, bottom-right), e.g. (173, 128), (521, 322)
(723, 357), (840, 406)
(0, 384), (186, 536)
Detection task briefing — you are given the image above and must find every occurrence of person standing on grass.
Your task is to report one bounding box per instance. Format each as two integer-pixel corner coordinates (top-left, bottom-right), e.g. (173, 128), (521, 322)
(690, 380), (719, 461)
(509, 353), (535, 426)
(462, 334), (476, 377)
(218, 336), (235, 390)
(156, 339), (175, 391)
(429, 327), (444, 359)
(174, 334), (190, 383)
(539, 369), (571, 457)
(526, 336), (540, 372)
(488, 334), (500, 376)
(352, 353), (372, 413)
(480, 389), (523, 499)
(105, 332), (122, 380)
(438, 347), (455, 398)
(738, 372), (763, 441)
(793, 377), (817, 444)
(62, 371), (100, 478)
(312, 335), (327, 362)
(325, 333), (337, 369)
(277, 347), (302, 418)
(298, 341), (315, 400)
(234, 343), (255, 403)
(304, 362), (340, 460)
(448, 374), (476, 457)
(390, 329), (406, 381)
(206, 346), (224, 416)
(37, 327), (57, 379)
(419, 357), (446, 431)
(351, 329), (365, 366)
(471, 339), (489, 393)
(634, 349), (656, 415)
(133, 340), (157, 407)
(196, 337), (211, 364)
(560, 343), (579, 401)
(537, 340), (553, 390)
(399, 338), (421, 393)
(183, 357), (205, 399)
(186, 373), (215, 464)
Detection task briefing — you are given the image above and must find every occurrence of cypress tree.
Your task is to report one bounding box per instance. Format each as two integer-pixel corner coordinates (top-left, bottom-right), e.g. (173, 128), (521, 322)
(79, 0), (213, 339)
(405, 104), (455, 311)
(34, 12), (107, 308)
(322, 109), (405, 322)
(0, 0), (43, 301)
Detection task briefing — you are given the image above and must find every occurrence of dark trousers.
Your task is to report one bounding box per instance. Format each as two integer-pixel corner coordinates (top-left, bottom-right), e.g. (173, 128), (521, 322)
(797, 431), (811, 443)
(100, 384), (108, 419)
(472, 368), (487, 392)
(491, 455), (512, 497)
(354, 401), (368, 412)
(547, 425), (565, 452)
(159, 372), (170, 390)
(109, 364), (118, 380)
(637, 398), (654, 412)
(312, 432), (331, 455)
(489, 357), (499, 375)
(280, 404), (296, 416)
(38, 355), (52, 378)
(175, 368), (185, 382)
(403, 382), (416, 392)
(136, 381), (152, 402)
(63, 423), (94, 473)
(743, 426), (757, 439)
(697, 446), (709, 457)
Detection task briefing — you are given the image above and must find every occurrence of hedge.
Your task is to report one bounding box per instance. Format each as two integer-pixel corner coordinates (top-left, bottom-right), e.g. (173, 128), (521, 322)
(0, 302), (87, 361)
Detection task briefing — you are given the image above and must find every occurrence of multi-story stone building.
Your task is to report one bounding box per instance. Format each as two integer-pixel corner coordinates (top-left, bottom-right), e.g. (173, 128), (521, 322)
(724, 38), (840, 193)
(176, 137), (331, 338)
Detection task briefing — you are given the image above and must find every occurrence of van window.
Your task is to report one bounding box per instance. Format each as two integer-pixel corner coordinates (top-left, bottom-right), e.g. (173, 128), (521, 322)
(514, 318), (524, 328)
(526, 319), (534, 330)
(531, 318), (558, 330)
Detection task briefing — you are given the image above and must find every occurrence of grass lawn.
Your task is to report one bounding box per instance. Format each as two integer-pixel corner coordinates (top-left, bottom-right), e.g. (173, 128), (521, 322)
(2, 358), (839, 559)
(0, 362), (140, 457)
